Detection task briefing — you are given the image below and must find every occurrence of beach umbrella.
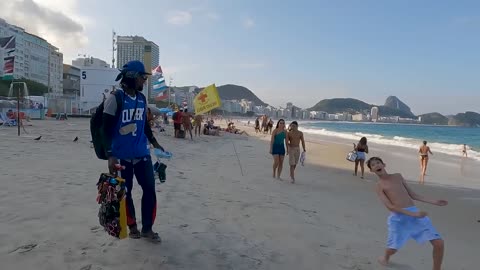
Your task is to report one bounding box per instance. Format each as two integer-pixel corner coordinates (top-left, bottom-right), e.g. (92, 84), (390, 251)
(147, 105), (163, 116)
(159, 107), (172, 113)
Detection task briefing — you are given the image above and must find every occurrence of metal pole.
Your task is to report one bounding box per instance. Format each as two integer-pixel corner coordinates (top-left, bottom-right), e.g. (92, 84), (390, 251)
(17, 85), (20, 136)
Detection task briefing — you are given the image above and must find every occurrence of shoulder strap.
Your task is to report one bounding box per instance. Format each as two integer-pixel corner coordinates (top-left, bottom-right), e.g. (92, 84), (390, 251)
(114, 90), (124, 120)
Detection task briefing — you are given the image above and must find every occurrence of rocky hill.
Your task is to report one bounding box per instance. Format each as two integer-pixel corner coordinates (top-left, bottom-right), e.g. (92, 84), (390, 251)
(308, 98), (415, 118)
(448, 111), (480, 127)
(418, 112), (449, 125)
(384, 96), (414, 117)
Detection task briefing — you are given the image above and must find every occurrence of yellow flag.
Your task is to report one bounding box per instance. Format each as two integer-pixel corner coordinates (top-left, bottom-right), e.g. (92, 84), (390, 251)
(194, 84), (222, 115)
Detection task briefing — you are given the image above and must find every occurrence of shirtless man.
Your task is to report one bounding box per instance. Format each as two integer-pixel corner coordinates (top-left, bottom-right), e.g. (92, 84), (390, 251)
(286, 121), (306, 183)
(194, 114), (203, 137)
(367, 157), (447, 270)
(419, 141), (433, 184)
(182, 109), (193, 140)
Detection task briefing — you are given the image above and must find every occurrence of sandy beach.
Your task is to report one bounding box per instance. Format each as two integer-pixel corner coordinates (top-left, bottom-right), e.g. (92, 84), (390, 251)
(0, 118), (478, 270)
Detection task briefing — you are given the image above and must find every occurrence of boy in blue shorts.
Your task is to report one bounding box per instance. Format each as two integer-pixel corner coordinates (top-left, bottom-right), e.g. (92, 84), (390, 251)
(367, 157), (447, 270)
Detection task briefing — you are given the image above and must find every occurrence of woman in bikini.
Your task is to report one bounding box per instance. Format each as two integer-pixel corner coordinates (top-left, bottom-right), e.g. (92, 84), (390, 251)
(354, 137), (369, 179)
(270, 119), (288, 180)
(419, 140), (433, 184)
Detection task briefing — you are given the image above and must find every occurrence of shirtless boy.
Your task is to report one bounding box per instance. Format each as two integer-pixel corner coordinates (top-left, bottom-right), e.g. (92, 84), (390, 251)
(367, 157), (447, 270)
(194, 114), (203, 136)
(286, 121), (306, 183)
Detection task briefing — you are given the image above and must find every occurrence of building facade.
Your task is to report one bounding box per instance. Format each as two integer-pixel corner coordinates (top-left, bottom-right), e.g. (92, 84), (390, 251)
(0, 19), (63, 93)
(73, 58), (119, 114)
(62, 64), (80, 97)
(49, 45), (63, 94)
(0, 18), (25, 80)
(72, 57), (109, 68)
(370, 106), (379, 122)
(116, 36), (159, 98)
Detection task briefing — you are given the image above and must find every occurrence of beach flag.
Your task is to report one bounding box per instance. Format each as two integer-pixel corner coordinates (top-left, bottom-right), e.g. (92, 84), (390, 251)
(154, 91), (169, 101)
(193, 84), (222, 115)
(153, 77), (167, 90)
(152, 65), (163, 75)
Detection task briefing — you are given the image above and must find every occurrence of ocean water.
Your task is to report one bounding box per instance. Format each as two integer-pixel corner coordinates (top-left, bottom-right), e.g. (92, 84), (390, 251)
(297, 121), (480, 162)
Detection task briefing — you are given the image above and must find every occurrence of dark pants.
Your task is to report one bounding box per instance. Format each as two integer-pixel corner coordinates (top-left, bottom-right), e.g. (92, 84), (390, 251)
(120, 156), (157, 233)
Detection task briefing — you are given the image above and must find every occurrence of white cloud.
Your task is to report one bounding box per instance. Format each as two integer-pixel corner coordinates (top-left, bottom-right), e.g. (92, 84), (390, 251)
(166, 11), (193, 25)
(0, 0), (89, 62)
(243, 18), (255, 29)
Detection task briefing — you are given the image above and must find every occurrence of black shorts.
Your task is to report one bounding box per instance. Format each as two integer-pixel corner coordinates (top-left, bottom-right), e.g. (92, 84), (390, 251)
(174, 123), (181, 130)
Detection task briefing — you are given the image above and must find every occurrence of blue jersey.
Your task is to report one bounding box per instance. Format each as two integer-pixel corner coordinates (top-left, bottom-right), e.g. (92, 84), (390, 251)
(111, 90), (150, 159)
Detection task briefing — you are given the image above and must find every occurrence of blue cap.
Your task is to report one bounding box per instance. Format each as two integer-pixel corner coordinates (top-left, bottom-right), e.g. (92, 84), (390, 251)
(121, 60), (151, 75)
(116, 60), (151, 81)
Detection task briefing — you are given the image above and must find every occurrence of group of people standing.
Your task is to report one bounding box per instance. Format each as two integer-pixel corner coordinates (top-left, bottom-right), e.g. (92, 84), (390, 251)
(172, 109), (205, 139)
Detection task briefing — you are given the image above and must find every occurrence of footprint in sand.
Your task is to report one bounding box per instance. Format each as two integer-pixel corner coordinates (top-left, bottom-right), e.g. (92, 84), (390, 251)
(79, 264), (92, 270)
(90, 226), (103, 233)
(9, 243), (37, 254)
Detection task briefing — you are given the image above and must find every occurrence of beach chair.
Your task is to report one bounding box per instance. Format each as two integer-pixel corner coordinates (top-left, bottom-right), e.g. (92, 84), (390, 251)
(0, 112), (16, 127)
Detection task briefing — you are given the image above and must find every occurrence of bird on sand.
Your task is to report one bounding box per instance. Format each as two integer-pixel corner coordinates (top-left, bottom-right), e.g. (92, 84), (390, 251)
(34, 136), (42, 141)
(73, 136), (78, 142)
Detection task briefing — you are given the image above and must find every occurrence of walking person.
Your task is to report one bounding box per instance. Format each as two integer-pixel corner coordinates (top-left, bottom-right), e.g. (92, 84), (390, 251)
(270, 119), (288, 180)
(354, 137), (369, 179)
(419, 141), (433, 184)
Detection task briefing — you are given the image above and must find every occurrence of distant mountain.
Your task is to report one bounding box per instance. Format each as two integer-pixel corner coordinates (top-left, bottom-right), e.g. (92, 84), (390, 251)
(308, 98), (415, 118)
(448, 111), (480, 127)
(308, 98), (370, 114)
(384, 96), (415, 118)
(419, 112), (449, 125)
(196, 84), (267, 106)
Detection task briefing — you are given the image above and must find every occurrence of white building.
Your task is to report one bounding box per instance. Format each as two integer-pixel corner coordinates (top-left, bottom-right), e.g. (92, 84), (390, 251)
(74, 59), (119, 113)
(370, 106), (379, 122)
(116, 36), (159, 99)
(352, 113), (367, 121)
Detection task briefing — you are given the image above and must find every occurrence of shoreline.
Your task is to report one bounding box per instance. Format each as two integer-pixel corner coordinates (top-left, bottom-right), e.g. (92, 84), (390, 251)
(237, 119), (480, 162)
(235, 120), (480, 190)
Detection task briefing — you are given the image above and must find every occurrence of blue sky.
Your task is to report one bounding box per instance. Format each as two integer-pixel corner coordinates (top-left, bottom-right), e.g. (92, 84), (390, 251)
(2, 0), (479, 114)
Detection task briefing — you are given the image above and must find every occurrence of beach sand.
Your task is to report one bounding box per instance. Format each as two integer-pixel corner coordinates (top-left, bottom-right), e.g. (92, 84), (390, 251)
(0, 118), (478, 270)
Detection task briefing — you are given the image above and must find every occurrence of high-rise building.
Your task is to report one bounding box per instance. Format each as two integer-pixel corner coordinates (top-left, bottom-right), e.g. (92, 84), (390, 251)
(116, 36), (159, 98)
(371, 106), (379, 122)
(0, 18), (63, 93)
(0, 18), (26, 80)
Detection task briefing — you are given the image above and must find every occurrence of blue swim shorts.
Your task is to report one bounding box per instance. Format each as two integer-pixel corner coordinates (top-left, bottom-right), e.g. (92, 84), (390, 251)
(386, 206), (442, 250)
